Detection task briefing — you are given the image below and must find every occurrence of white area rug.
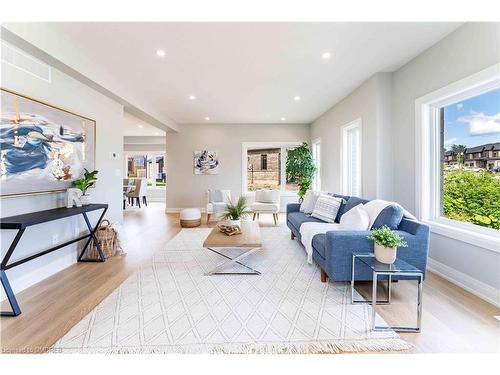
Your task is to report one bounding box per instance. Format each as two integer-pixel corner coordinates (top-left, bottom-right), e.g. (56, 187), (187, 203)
(51, 226), (411, 354)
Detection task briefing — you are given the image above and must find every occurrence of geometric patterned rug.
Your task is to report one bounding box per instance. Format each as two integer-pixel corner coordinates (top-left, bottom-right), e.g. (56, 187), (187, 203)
(51, 226), (411, 354)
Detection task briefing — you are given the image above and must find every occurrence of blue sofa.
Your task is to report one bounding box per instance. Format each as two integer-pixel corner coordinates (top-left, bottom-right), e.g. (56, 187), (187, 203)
(286, 195), (430, 282)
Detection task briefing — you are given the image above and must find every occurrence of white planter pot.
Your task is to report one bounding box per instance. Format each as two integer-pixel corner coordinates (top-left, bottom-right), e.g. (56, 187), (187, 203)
(374, 244), (397, 264)
(80, 194), (91, 206)
(225, 219), (241, 226)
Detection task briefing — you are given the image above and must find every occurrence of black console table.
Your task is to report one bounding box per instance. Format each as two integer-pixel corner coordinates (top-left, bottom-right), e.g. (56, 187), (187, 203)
(0, 204), (108, 317)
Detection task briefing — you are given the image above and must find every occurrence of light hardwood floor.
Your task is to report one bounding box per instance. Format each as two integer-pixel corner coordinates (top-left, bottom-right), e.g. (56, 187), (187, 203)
(1, 202), (499, 353)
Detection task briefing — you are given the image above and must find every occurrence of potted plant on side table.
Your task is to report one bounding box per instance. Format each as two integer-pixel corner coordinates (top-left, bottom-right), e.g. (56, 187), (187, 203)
(73, 168), (98, 205)
(367, 225), (408, 264)
(221, 196), (252, 226)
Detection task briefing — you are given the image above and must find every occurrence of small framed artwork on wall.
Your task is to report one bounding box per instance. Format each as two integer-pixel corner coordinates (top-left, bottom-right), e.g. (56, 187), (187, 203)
(0, 88), (96, 197)
(193, 150), (219, 175)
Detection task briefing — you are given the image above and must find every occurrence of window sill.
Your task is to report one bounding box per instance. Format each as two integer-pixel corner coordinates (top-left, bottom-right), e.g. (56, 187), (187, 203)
(424, 217), (500, 253)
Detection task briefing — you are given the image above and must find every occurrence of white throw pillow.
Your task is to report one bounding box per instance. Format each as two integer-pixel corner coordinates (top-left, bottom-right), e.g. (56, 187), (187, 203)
(299, 190), (312, 212)
(311, 194), (342, 223)
(338, 204), (370, 230)
(305, 191), (322, 214)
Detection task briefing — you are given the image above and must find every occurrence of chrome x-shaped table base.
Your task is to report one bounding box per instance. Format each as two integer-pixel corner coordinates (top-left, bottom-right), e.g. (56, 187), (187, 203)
(204, 247), (261, 275)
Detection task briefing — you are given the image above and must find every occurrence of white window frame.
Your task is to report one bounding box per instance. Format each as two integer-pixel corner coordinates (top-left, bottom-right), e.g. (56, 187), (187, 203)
(415, 63), (500, 253)
(312, 137), (321, 191)
(241, 141), (302, 195)
(340, 119), (362, 196)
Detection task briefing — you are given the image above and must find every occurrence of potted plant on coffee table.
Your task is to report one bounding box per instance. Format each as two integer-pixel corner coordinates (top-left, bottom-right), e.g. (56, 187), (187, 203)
(367, 225), (408, 264)
(221, 196), (252, 226)
(73, 168), (98, 205)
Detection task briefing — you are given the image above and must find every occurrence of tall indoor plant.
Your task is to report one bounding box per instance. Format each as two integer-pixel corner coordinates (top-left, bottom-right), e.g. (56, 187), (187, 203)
(286, 142), (316, 199)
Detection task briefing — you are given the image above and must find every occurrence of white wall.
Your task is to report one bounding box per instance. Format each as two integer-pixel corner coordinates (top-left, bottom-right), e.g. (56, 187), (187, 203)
(1, 47), (124, 299)
(391, 22), (500, 296)
(310, 73), (393, 200)
(165, 123), (310, 210)
(124, 136), (166, 153)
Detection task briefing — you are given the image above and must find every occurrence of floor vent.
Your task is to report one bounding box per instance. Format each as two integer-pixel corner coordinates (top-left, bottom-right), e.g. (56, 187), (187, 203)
(1, 41), (51, 82)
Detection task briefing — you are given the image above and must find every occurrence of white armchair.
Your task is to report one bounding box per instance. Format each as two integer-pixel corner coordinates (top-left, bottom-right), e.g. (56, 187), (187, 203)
(206, 189), (231, 223)
(250, 189), (281, 225)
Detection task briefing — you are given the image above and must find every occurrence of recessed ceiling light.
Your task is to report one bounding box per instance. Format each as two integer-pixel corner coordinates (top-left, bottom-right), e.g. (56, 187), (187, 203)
(189, 95), (196, 100)
(156, 49), (166, 57)
(204, 116), (210, 121)
(137, 124), (143, 129)
(321, 51), (331, 60)
(294, 96), (301, 101)
(281, 117), (286, 121)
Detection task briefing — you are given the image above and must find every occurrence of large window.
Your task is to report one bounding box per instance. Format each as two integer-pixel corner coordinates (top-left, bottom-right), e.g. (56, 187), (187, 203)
(441, 88), (500, 229)
(415, 64), (500, 251)
(243, 143), (300, 192)
(247, 148), (280, 191)
(341, 119), (362, 196)
(312, 138), (321, 191)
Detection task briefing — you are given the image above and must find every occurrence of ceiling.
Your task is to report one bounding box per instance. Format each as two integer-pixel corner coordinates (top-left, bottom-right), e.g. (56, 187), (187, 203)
(123, 111), (165, 136)
(50, 22), (461, 124)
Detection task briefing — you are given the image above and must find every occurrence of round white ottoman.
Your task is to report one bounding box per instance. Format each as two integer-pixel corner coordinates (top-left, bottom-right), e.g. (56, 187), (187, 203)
(180, 208), (201, 228)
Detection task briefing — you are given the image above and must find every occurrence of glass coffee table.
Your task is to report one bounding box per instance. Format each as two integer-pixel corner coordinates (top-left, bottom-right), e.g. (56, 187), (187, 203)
(351, 252), (423, 332)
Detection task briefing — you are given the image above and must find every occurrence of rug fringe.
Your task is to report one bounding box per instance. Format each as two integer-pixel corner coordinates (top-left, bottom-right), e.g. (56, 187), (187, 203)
(49, 338), (411, 354)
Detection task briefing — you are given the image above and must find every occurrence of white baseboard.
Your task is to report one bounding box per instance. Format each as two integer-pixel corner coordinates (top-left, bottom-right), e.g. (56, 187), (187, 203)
(427, 258), (500, 307)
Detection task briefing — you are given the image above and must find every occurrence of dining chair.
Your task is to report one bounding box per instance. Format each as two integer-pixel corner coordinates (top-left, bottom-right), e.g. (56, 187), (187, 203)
(126, 178), (148, 208)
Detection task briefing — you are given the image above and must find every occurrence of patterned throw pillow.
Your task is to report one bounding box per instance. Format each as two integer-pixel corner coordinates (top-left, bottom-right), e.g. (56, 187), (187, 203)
(311, 194), (343, 223)
(332, 193), (350, 222)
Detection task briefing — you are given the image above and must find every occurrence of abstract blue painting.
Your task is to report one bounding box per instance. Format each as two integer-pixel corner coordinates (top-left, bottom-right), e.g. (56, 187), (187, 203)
(0, 88), (95, 197)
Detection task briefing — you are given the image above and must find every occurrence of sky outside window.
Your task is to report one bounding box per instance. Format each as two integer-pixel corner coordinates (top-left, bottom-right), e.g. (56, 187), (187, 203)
(443, 88), (500, 149)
